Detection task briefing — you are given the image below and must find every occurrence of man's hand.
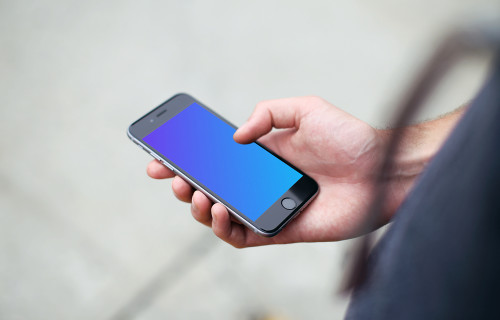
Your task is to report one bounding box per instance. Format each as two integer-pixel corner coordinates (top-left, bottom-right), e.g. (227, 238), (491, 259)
(147, 96), (455, 248)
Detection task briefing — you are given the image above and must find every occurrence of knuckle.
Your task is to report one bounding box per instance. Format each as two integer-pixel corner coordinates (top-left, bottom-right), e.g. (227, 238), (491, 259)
(193, 190), (206, 202)
(255, 100), (270, 113)
(190, 206), (201, 220)
(231, 242), (245, 249)
(305, 95), (325, 105)
(213, 227), (226, 241)
(174, 192), (190, 203)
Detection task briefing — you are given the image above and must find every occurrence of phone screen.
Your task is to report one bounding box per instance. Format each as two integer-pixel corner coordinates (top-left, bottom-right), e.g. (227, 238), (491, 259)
(143, 102), (303, 221)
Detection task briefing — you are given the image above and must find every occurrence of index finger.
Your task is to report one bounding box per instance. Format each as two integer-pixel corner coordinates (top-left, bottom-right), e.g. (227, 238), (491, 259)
(233, 96), (318, 144)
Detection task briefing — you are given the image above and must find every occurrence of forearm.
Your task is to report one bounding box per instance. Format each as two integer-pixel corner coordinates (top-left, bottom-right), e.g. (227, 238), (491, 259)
(376, 106), (467, 217)
(379, 106), (466, 177)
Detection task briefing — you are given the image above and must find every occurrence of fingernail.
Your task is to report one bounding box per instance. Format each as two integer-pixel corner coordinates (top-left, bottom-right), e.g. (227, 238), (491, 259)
(191, 201), (198, 213)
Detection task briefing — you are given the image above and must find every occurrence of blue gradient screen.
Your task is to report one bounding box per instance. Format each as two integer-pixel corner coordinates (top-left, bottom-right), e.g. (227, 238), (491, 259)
(144, 103), (302, 221)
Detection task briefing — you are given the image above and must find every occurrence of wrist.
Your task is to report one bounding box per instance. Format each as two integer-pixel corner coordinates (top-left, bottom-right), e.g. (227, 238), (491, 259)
(376, 127), (431, 180)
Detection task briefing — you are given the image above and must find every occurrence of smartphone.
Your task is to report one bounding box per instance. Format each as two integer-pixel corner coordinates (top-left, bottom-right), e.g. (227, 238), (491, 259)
(127, 93), (318, 237)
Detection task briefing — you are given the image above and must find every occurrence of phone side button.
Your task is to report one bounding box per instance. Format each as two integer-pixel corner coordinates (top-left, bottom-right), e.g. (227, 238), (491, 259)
(150, 153), (170, 170)
(160, 160), (174, 171)
(149, 152), (160, 161)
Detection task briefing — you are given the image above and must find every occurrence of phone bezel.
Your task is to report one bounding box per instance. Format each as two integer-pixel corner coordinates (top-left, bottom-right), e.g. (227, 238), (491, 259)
(128, 93), (318, 236)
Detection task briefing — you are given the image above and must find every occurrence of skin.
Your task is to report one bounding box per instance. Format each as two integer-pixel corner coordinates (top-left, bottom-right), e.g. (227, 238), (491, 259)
(146, 96), (463, 248)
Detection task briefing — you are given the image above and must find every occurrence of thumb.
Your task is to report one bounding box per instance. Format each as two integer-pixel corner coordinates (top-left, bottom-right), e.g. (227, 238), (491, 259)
(234, 97), (310, 144)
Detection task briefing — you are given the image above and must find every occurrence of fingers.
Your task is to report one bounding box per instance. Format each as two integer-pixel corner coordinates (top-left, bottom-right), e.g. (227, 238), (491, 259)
(147, 160), (175, 179)
(146, 161), (258, 247)
(190, 193), (255, 248)
(210, 204), (274, 248)
(191, 191), (213, 227)
(171, 176), (194, 203)
(211, 203), (247, 248)
(233, 96), (320, 144)
(147, 160), (194, 203)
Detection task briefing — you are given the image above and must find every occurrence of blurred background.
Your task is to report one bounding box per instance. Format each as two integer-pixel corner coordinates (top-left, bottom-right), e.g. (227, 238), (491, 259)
(1, 0), (498, 319)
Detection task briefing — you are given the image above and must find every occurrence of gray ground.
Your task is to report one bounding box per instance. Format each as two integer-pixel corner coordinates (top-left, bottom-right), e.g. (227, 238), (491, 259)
(1, 1), (497, 319)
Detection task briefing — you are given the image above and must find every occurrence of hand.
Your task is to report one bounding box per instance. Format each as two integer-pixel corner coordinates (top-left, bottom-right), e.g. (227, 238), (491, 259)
(147, 96), (410, 247)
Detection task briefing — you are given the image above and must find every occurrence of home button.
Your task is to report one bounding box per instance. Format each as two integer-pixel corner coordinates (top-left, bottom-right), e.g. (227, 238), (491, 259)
(281, 198), (297, 210)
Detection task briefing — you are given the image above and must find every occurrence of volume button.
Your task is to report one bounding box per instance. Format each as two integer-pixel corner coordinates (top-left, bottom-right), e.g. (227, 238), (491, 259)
(150, 153), (161, 161)
(161, 160), (174, 171)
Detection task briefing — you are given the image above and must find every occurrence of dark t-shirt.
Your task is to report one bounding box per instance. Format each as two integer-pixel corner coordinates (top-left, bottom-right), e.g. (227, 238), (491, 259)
(346, 59), (500, 319)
